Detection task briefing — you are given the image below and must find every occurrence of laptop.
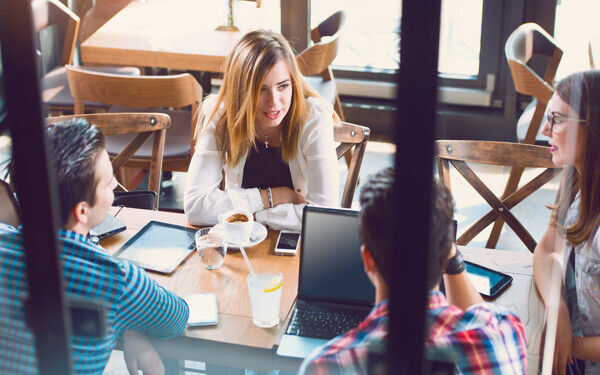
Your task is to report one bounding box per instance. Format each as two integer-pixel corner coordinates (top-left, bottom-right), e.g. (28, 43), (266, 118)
(276, 206), (375, 359)
(89, 213), (126, 240)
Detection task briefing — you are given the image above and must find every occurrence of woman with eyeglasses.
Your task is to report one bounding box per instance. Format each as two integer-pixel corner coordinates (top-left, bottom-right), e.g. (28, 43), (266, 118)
(184, 30), (340, 231)
(533, 70), (600, 375)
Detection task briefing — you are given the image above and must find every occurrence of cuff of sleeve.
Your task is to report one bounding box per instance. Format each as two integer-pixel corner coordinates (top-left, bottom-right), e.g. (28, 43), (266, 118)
(226, 188), (264, 213)
(255, 209), (268, 225)
(247, 188), (264, 213)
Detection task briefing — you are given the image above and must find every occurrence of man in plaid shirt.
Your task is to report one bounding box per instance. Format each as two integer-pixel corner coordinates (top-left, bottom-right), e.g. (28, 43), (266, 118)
(299, 169), (527, 374)
(0, 119), (189, 374)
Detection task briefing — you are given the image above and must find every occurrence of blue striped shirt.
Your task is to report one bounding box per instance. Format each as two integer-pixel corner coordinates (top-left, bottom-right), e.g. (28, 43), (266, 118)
(0, 223), (189, 374)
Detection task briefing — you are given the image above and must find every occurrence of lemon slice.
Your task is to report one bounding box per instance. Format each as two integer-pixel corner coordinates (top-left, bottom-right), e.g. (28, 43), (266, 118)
(263, 276), (282, 293)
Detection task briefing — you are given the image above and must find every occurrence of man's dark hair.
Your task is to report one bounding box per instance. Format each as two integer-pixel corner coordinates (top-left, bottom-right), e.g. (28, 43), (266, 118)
(358, 167), (394, 285)
(427, 181), (455, 290)
(358, 168), (455, 291)
(9, 119), (105, 226)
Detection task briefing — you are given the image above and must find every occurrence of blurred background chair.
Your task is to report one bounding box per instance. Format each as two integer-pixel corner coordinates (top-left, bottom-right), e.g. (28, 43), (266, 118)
(335, 121), (370, 208)
(505, 22), (562, 145)
(486, 22), (563, 249)
(45, 112), (170, 210)
(33, 0), (140, 116)
(66, 65), (203, 189)
(434, 140), (561, 252)
(297, 10), (346, 122)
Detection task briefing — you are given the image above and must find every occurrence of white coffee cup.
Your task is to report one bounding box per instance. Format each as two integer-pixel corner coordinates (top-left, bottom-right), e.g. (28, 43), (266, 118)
(218, 210), (253, 245)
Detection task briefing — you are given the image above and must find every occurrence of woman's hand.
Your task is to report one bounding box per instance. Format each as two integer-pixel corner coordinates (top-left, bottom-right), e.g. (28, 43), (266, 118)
(123, 330), (165, 375)
(271, 187), (306, 207)
(553, 303), (574, 375)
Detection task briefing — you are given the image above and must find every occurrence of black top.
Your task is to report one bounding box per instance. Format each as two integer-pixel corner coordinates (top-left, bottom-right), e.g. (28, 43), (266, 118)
(242, 143), (294, 190)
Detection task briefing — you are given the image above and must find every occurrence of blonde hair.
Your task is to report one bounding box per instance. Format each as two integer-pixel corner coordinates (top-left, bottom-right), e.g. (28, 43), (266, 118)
(199, 30), (329, 168)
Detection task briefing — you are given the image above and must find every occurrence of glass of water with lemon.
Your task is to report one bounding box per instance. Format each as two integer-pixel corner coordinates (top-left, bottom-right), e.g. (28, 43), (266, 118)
(247, 271), (283, 328)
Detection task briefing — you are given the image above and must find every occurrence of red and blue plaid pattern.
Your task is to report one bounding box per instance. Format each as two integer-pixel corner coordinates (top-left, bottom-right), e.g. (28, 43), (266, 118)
(426, 291), (527, 374)
(299, 300), (388, 375)
(0, 224), (189, 374)
(300, 291), (527, 375)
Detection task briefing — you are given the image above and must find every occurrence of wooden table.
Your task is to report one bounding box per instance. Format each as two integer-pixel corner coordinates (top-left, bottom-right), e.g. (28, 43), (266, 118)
(102, 207), (302, 372)
(101, 208), (543, 373)
(461, 246), (544, 375)
(80, 0), (275, 73)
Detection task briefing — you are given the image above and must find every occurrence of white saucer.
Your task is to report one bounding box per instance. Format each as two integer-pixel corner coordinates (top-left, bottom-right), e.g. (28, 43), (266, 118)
(209, 222), (268, 249)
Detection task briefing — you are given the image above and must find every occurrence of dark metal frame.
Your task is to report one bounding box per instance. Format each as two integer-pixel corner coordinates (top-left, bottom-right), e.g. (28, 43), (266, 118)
(388, 0), (440, 373)
(0, 0), (73, 373)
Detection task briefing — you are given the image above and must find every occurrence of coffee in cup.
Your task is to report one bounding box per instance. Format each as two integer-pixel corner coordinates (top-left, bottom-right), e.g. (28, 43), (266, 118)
(226, 213), (250, 223)
(218, 210), (253, 245)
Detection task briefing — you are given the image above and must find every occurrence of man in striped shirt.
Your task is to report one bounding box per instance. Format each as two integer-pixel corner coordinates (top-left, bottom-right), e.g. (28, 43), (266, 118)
(0, 119), (189, 374)
(299, 169), (527, 374)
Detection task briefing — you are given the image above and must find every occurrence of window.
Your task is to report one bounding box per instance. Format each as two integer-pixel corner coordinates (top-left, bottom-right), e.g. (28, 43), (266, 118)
(311, 0), (501, 106)
(438, 0), (483, 77)
(310, 0), (400, 72)
(554, 0), (600, 79)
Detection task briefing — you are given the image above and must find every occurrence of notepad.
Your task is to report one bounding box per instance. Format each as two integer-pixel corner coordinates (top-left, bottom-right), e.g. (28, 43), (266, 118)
(113, 221), (197, 273)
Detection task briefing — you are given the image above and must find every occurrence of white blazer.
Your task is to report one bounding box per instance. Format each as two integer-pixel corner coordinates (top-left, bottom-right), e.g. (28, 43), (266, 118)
(184, 95), (340, 231)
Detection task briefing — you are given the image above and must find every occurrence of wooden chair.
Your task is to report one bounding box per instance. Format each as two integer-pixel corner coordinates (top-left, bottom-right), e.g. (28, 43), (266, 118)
(0, 179), (21, 227)
(335, 121), (370, 208)
(489, 23), (563, 249)
(297, 10), (346, 122)
(45, 113), (170, 210)
(65, 65), (203, 178)
(505, 22), (562, 145)
(32, 0), (140, 115)
(434, 140), (561, 252)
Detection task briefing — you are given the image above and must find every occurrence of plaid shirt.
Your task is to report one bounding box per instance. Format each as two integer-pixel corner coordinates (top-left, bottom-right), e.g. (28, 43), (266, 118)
(427, 291), (527, 374)
(299, 300), (388, 375)
(0, 224), (189, 374)
(300, 292), (527, 375)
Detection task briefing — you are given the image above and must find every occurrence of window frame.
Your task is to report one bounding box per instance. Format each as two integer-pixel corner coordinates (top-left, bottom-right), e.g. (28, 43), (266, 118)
(323, 0), (504, 104)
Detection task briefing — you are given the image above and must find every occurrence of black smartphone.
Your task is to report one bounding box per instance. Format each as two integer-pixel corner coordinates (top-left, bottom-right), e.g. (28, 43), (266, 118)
(464, 261), (513, 299)
(451, 219), (512, 299)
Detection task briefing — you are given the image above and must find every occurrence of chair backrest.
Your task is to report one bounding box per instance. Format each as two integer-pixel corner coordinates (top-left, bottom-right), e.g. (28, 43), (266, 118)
(334, 121), (370, 208)
(297, 10), (346, 77)
(505, 23), (562, 102)
(505, 23), (562, 144)
(434, 140), (561, 252)
(65, 64), (203, 153)
(0, 179), (21, 227)
(45, 113), (171, 210)
(31, 0), (80, 75)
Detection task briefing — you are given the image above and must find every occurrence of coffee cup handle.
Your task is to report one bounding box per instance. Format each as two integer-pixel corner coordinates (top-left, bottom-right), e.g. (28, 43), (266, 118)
(217, 213), (224, 225)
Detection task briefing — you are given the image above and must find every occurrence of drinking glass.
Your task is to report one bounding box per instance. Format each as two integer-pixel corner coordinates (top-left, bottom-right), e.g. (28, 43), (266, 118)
(195, 228), (227, 270)
(247, 271), (283, 327)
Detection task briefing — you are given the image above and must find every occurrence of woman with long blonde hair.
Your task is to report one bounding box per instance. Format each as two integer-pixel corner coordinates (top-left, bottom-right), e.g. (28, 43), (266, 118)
(533, 70), (600, 375)
(184, 30), (339, 230)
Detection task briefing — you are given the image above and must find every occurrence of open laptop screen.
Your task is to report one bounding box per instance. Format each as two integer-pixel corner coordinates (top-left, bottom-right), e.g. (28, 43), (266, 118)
(299, 206), (375, 306)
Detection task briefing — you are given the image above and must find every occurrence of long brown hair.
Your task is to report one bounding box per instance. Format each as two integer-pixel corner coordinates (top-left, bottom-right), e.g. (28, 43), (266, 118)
(555, 70), (600, 246)
(200, 30), (323, 168)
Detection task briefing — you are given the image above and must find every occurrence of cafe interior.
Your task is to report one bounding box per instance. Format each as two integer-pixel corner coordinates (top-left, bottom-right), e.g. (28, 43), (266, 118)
(0, 0), (598, 373)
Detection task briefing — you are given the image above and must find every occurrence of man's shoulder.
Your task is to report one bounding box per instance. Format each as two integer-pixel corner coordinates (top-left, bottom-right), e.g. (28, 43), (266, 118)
(427, 302), (527, 374)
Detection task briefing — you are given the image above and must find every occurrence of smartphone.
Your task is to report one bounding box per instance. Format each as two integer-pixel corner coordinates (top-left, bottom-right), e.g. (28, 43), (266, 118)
(465, 261), (513, 299)
(274, 230), (301, 256)
(186, 293), (218, 326)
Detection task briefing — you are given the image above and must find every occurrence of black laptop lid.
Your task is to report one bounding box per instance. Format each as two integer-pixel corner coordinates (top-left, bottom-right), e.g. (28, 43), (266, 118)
(299, 206), (375, 306)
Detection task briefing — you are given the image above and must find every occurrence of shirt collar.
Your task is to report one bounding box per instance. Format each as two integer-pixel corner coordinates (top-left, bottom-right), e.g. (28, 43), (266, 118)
(368, 299), (389, 319)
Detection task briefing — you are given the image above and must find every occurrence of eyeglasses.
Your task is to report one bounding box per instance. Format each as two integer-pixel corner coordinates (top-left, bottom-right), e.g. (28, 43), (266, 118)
(546, 112), (586, 133)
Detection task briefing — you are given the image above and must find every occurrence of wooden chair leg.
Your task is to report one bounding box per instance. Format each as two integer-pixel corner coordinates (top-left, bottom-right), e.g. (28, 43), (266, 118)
(487, 166), (525, 248)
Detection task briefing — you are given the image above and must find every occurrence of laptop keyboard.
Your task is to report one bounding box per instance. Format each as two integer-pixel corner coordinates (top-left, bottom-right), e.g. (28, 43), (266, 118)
(286, 308), (365, 340)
